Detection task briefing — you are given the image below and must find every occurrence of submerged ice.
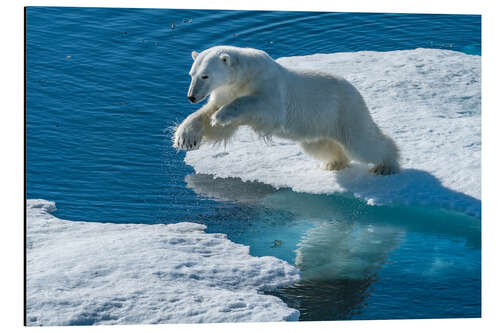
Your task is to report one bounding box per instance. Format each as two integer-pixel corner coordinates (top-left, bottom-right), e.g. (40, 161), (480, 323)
(26, 199), (300, 325)
(185, 49), (481, 216)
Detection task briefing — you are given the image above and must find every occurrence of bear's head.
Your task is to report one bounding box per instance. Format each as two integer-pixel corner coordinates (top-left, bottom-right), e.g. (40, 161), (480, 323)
(187, 48), (237, 104)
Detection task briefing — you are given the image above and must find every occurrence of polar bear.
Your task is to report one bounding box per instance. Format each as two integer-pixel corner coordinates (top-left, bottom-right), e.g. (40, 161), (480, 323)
(173, 46), (400, 175)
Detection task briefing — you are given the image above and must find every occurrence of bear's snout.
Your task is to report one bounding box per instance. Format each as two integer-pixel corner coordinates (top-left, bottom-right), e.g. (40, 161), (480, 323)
(188, 95), (196, 103)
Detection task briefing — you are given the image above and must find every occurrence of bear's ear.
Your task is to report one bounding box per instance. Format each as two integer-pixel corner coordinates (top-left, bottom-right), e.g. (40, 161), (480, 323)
(220, 53), (232, 66)
(191, 51), (199, 61)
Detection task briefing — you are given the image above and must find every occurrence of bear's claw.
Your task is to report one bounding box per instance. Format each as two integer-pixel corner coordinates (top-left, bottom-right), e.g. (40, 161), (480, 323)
(173, 119), (203, 151)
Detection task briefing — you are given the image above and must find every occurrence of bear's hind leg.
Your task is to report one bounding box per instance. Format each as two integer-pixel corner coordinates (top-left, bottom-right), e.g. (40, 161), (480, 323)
(300, 139), (350, 171)
(343, 129), (400, 175)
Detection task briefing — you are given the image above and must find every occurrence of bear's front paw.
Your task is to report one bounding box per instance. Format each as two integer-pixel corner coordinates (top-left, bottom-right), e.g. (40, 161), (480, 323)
(173, 118), (203, 151)
(210, 106), (237, 127)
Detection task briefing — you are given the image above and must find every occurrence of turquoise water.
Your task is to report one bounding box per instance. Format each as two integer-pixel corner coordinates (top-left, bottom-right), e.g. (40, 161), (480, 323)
(26, 7), (481, 321)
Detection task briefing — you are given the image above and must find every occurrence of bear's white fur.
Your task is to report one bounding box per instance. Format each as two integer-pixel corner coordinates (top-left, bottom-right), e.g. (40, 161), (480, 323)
(173, 46), (400, 175)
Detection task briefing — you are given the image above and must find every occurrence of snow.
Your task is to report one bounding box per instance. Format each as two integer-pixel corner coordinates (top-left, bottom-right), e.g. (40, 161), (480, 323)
(185, 49), (481, 217)
(26, 199), (300, 326)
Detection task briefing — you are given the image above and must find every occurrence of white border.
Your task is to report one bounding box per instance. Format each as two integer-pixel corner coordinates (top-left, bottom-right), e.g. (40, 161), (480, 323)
(3, 1), (499, 332)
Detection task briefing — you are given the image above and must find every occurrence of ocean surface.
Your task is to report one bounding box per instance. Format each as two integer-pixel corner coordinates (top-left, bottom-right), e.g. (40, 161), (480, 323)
(26, 7), (481, 321)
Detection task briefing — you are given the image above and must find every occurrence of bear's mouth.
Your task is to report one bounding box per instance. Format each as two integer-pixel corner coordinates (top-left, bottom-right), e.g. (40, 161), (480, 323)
(187, 93), (207, 104)
(193, 93), (208, 104)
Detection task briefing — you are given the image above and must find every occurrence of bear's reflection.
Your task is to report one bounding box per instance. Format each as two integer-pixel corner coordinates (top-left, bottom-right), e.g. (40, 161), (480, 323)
(295, 221), (403, 281)
(283, 221), (403, 320)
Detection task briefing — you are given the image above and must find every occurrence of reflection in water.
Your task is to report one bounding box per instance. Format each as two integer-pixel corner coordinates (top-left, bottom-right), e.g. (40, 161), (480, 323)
(296, 222), (403, 280)
(289, 220), (403, 320)
(185, 173), (277, 203)
(266, 278), (376, 321)
(288, 218), (404, 320)
(184, 173), (480, 320)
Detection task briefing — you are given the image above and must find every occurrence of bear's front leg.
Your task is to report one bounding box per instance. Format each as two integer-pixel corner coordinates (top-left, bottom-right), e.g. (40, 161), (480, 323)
(210, 104), (242, 127)
(210, 95), (263, 127)
(173, 113), (204, 151)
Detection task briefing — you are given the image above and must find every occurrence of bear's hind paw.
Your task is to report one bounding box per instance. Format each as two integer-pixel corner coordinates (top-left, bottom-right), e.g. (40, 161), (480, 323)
(320, 161), (349, 171)
(370, 164), (398, 175)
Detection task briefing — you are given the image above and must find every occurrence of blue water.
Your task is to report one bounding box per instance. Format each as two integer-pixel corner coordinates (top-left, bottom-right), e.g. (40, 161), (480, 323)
(26, 7), (481, 322)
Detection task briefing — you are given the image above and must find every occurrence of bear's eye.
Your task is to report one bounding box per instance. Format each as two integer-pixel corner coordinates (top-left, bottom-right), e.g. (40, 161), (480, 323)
(201, 75), (209, 80)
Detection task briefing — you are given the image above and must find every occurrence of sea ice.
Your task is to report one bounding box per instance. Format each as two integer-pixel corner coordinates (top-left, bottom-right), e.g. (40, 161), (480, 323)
(185, 49), (481, 216)
(26, 199), (300, 325)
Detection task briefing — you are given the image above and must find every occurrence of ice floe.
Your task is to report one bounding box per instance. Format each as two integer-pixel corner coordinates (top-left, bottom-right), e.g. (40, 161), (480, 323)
(185, 49), (481, 216)
(26, 199), (300, 325)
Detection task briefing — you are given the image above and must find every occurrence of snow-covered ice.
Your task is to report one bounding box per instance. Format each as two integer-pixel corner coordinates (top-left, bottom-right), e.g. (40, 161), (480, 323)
(26, 199), (300, 326)
(185, 49), (481, 217)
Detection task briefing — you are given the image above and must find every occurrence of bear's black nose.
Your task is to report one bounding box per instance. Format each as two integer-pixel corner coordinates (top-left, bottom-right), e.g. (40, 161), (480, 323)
(188, 96), (196, 103)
